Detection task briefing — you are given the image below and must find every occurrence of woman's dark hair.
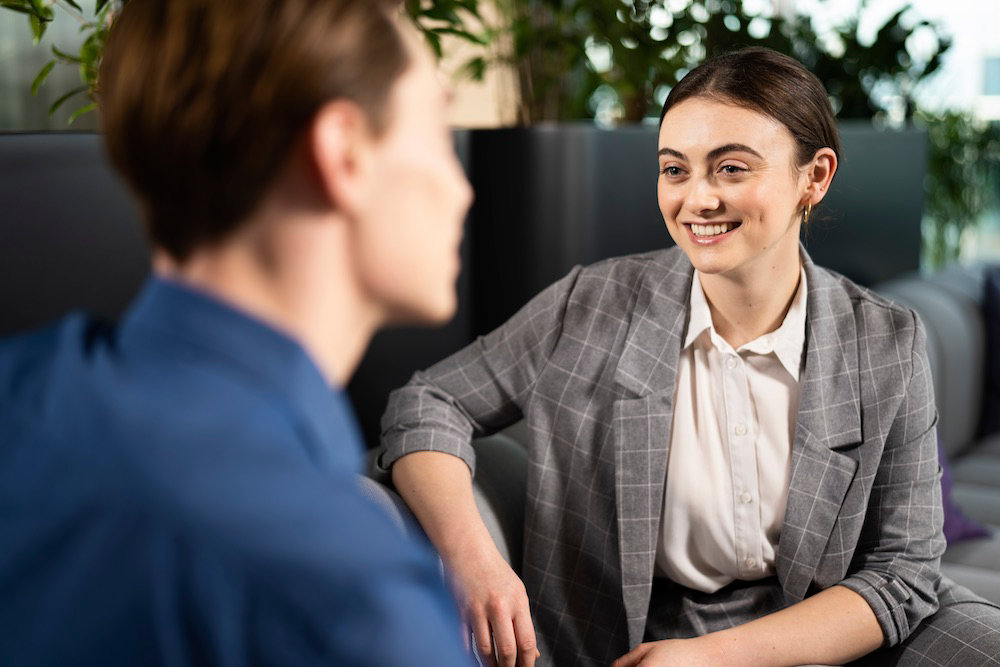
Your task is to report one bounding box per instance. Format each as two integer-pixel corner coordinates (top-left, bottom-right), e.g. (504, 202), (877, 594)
(660, 47), (841, 168)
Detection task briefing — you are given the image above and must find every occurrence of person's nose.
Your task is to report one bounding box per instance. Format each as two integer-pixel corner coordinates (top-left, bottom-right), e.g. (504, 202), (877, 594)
(684, 176), (722, 217)
(457, 168), (473, 213)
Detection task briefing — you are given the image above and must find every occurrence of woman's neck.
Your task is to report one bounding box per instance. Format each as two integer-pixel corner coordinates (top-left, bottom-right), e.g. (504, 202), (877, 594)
(697, 255), (802, 350)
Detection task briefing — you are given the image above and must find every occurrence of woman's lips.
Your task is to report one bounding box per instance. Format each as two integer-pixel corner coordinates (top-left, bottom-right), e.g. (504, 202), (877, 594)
(684, 221), (741, 245)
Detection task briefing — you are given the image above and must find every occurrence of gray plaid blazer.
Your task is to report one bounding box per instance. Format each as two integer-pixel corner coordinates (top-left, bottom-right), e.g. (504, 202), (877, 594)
(380, 247), (946, 666)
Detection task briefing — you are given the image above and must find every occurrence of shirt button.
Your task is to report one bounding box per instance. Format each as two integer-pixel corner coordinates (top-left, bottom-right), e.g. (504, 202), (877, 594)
(744, 557), (757, 569)
(740, 491), (753, 504)
(735, 423), (747, 436)
(726, 357), (738, 370)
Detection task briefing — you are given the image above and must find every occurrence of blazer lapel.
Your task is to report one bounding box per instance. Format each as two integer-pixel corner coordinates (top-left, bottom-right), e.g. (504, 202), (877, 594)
(776, 253), (863, 601)
(612, 249), (692, 646)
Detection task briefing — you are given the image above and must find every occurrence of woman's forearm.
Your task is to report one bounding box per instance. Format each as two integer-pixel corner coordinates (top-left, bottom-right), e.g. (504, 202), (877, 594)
(704, 584), (884, 666)
(390, 451), (497, 561)
(391, 450), (540, 665)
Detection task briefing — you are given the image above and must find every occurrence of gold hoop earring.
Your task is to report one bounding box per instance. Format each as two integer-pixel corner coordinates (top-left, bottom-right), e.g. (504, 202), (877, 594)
(803, 201), (813, 224)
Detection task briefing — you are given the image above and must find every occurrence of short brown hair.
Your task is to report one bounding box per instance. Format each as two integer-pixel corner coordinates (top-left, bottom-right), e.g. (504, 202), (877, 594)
(99, 0), (409, 262)
(660, 47), (841, 170)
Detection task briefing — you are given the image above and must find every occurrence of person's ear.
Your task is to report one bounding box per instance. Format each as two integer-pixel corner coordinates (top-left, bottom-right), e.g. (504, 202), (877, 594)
(803, 146), (838, 207)
(307, 100), (377, 216)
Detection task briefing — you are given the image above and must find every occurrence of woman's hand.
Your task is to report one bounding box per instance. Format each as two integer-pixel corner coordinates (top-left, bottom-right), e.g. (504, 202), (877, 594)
(391, 451), (539, 666)
(612, 637), (724, 667)
(450, 544), (539, 667)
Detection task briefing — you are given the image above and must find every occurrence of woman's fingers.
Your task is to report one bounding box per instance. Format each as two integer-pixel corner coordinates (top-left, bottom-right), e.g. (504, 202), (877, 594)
(470, 611), (497, 666)
(466, 588), (537, 667)
(611, 642), (654, 667)
(490, 613), (519, 667)
(513, 606), (539, 666)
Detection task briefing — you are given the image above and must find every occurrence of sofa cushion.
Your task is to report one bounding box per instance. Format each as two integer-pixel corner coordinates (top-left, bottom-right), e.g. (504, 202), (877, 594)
(874, 278), (982, 459)
(940, 441), (991, 543)
(952, 483), (1000, 527)
(942, 527), (1000, 570)
(950, 454), (1000, 489)
(940, 561), (1000, 605)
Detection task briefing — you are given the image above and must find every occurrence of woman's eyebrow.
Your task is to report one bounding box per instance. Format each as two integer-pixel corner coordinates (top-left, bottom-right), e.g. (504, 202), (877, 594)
(658, 147), (686, 160)
(707, 143), (764, 160)
(657, 143), (764, 161)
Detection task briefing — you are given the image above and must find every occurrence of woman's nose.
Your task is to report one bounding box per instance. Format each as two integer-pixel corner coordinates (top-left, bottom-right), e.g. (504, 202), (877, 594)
(684, 177), (722, 215)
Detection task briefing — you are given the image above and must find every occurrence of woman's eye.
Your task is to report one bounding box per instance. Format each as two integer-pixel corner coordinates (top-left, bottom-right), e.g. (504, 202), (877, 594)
(720, 164), (746, 175)
(661, 165), (683, 177)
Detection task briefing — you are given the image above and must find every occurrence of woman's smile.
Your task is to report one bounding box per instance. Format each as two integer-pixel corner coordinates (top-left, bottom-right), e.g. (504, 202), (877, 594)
(685, 221), (743, 244)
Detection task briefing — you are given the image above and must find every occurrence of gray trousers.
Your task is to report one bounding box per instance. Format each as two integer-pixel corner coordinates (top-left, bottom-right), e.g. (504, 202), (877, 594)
(644, 575), (1000, 665)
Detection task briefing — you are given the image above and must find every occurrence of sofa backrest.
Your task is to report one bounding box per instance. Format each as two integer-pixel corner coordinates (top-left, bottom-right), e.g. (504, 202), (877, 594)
(874, 267), (986, 459)
(0, 132), (150, 336)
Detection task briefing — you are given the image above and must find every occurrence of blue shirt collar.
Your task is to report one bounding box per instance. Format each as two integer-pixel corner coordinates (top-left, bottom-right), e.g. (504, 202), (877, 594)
(118, 276), (363, 470)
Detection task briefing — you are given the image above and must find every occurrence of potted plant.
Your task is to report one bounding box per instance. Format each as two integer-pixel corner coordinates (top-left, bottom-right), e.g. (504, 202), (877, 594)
(919, 110), (1000, 268)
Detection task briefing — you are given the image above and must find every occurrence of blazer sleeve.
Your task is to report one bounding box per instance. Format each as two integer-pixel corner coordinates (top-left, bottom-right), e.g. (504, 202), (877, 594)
(378, 266), (582, 476)
(838, 310), (946, 647)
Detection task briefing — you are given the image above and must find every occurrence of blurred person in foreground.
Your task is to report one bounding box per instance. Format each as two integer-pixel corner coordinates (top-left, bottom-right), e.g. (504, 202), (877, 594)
(0, 0), (475, 664)
(380, 47), (1000, 666)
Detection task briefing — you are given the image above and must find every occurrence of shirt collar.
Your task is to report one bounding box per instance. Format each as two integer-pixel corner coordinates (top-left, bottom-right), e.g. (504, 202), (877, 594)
(683, 267), (808, 381)
(118, 276), (363, 471)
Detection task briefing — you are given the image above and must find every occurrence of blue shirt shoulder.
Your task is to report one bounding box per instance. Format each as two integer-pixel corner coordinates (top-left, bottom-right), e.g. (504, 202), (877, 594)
(0, 278), (473, 666)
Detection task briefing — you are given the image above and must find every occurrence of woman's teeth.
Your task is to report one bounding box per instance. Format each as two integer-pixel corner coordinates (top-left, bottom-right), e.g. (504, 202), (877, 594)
(691, 222), (735, 237)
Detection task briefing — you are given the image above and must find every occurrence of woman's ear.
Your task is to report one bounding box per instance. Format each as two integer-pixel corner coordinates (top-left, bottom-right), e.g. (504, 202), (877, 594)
(307, 100), (377, 216)
(805, 147), (838, 207)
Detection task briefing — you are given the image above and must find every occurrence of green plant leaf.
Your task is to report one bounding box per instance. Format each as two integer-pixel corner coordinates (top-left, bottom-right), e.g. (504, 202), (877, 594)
(67, 102), (97, 124)
(29, 13), (46, 43)
(31, 59), (56, 95)
(431, 26), (487, 45)
(95, 0), (110, 12)
(52, 45), (82, 62)
(423, 5), (461, 23)
(0, 2), (35, 17)
(48, 84), (87, 115)
(28, 0), (52, 20)
(423, 30), (443, 59)
(62, 0), (83, 11)
(459, 56), (486, 81)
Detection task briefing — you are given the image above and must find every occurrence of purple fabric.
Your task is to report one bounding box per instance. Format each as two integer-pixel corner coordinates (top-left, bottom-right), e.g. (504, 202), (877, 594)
(938, 440), (991, 544)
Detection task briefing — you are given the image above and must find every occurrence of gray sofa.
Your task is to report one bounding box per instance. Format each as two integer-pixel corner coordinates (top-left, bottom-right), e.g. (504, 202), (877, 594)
(457, 265), (1000, 608)
(874, 265), (1000, 603)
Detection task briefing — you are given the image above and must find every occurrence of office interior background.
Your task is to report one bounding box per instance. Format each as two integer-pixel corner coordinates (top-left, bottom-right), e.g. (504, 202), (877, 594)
(2, 0), (998, 269)
(3, 0), (1000, 607)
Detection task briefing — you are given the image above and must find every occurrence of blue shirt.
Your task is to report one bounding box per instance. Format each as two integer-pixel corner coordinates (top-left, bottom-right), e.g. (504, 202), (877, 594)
(0, 277), (473, 666)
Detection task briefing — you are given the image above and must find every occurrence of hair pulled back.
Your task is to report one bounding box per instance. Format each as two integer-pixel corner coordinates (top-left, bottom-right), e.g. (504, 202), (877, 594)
(660, 47), (841, 170)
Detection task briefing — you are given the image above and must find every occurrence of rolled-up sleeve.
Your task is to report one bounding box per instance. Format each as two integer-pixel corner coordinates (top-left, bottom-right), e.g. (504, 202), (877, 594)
(839, 312), (945, 646)
(378, 267), (582, 476)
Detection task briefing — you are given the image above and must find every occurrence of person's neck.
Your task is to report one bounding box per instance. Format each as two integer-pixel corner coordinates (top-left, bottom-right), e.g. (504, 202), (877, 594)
(698, 250), (802, 350)
(154, 215), (382, 388)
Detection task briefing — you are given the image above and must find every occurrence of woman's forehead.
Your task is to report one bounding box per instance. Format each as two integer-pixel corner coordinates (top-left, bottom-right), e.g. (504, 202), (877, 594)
(658, 98), (794, 154)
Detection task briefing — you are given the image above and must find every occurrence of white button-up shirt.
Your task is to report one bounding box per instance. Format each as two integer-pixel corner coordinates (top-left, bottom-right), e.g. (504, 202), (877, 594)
(655, 268), (807, 593)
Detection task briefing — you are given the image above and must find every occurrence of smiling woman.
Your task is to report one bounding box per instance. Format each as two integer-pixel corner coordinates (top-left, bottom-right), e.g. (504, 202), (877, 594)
(654, 48), (839, 348)
(378, 46), (1000, 667)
